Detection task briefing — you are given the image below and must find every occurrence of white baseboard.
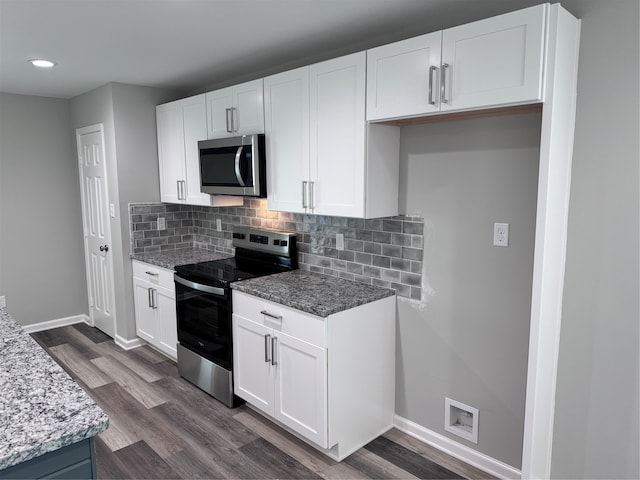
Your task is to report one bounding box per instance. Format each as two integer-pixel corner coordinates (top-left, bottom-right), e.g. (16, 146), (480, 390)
(22, 314), (89, 334)
(393, 415), (521, 480)
(115, 334), (146, 350)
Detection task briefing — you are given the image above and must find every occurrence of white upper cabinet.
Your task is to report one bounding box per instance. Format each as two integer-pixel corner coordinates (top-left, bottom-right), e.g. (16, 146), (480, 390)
(266, 52), (399, 218)
(206, 79), (264, 139)
(309, 53), (366, 217)
(264, 66), (310, 214)
(367, 4), (547, 121)
(367, 31), (442, 120)
(440, 4), (546, 112)
(156, 94), (211, 206)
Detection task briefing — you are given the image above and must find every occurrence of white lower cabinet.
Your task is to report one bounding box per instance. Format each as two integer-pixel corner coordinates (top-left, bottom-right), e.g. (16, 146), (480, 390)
(132, 260), (177, 360)
(232, 290), (395, 461)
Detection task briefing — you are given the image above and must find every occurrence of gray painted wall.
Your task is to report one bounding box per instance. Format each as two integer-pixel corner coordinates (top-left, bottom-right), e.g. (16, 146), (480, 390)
(550, 0), (639, 478)
(111, 83), (181, 339)
(70, 83), (180, 340)
(0, 93), (87, 325)
(396, 112), (541, 468)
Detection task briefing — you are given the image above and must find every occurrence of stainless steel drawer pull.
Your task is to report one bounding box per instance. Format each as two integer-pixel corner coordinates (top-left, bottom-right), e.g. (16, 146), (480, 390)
(441, 63), (450, 104)
(428, 65), (438, 105)
(271, 337), (278, 366)
(264, 334), (271, 363)
(145, 271), (158, 276)
(309, 181), (315, 211)
(260, 310), (282, 321)
(225, 108), (233, 133)
(302, 181), (308, 209)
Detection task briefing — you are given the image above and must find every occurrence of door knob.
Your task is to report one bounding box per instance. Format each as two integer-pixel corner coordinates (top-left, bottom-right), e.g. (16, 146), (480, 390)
(99, 245), (109, 252)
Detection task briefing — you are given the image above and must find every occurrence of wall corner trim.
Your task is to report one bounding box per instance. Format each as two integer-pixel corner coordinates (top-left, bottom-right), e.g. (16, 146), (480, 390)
(21, 314), (88, 334)
(393, 415), (522, 480)
(115, 335), (145, 350)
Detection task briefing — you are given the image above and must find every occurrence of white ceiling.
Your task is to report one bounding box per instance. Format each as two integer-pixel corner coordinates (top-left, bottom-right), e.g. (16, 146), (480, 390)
(0, 0), (541, 99)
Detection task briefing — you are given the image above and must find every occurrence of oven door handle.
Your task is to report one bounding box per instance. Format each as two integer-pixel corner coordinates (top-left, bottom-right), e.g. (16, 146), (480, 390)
(174, 274), (225, 296)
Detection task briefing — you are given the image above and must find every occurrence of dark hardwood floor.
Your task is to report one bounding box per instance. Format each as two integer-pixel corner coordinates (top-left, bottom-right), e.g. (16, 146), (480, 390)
(31, 324), (495, 479)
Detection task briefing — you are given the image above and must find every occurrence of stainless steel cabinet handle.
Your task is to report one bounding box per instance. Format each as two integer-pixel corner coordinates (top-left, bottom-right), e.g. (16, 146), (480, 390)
(147, 287), (153, 308)
(441, 63), (450, 104)
(260, 310), (282, 321)
(234, 146), (246, 186)
(181, 180), (187, 200)
(309, 181), (315, 211)
(271, 337), (278, 366)
(176, 180), (182, 200)
(230, 107), (237, 132)
(264, 334), (271, 363)
(145, 271), (158, 276)
(302, 181), (308, 209)
(428, 65), (438, 105)
(225, 108), (233, 133)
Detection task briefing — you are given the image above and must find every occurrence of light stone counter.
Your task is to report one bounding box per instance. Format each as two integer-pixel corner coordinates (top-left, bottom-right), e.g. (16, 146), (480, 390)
(0, 308), (108, 471)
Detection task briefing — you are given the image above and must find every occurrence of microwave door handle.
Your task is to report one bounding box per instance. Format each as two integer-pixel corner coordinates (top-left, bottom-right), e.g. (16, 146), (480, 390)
(234, 146), (246, 187)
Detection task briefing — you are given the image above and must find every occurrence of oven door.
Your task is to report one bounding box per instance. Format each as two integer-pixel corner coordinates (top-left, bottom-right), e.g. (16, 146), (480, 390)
(174, 274), (232, 370)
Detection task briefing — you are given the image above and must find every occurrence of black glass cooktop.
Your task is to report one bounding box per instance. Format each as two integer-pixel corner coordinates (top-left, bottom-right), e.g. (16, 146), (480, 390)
(174, 255), (292, 288)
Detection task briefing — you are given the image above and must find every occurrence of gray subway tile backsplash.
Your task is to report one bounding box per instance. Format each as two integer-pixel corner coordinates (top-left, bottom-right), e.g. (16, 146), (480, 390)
(129, 199), (424, 300)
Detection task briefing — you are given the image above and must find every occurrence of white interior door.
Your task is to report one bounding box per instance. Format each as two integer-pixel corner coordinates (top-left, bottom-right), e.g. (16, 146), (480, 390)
(77, 124), (116, 338)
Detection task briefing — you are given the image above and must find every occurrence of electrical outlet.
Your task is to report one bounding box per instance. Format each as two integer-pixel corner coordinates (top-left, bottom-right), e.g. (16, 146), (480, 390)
(336, 233), (344, 251)
(216, 219), (222, 232)
(0, 296), (5, 308)
(493, 222), (509, 247)
(157, 217), (166, 230)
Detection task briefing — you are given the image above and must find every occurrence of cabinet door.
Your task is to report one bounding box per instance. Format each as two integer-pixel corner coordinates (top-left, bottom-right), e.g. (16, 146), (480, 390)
(274, 331), (327, 448)
(155, 284), (177, 359)
(366, 32), (442, 121)
(156, 102), (186, 203)
(133, 277), (156, 343)
(441, 4), (546, 111)
(264, 67), (310, 213)
(206, 87), (233, 139)
(310, 52), (366, 218)
(233, 79), (264, 136)
(181, 94), (211, 206)
(233, 314), (274, 415)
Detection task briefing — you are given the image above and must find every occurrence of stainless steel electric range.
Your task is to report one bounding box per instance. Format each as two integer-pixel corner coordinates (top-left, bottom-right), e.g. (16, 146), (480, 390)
(173, 225), (297, 407)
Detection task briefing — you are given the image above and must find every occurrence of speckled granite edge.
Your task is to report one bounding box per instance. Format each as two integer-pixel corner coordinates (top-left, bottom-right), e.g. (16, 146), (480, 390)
(231, 270), (395, 317)
(0, 307), (23, 340)
(130, 247), (232, 269)
(0, 309), (109, 470)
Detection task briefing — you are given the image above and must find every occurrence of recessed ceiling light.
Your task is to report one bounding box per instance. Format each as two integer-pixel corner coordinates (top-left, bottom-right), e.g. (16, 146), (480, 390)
(29, 59), (56, 68)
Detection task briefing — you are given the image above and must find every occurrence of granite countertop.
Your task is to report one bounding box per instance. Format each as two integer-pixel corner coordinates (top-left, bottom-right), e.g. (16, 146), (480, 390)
(131, 247), (232, 269)
(0, 308), (109, 471)
(231, 270), (395, 317)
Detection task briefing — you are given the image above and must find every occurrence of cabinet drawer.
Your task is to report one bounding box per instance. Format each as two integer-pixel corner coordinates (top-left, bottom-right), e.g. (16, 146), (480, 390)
(132, 260), (174, 289)
(233, 291), (326, 347)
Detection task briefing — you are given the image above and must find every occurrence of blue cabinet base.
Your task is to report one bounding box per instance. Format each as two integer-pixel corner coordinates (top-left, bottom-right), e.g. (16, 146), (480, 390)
(0, 438), (97, 479)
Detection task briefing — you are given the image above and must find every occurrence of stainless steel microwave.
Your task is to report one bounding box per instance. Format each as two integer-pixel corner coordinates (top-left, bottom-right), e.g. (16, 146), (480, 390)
(198, 134), (266, 197)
